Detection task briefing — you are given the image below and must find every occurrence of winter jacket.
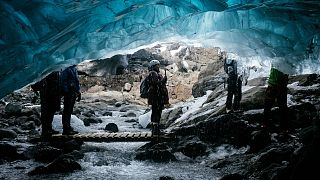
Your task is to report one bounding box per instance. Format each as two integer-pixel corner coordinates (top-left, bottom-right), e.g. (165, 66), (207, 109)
(61, 66), (80, 94)
(268, 67), (289, 87)
(147, 71), (169, 106)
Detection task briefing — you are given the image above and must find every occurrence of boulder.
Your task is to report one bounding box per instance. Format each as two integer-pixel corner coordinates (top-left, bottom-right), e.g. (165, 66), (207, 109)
(28, 155), (81, 175)
(5, 103), (22, 116)
(0, 129), (17, 140)
(104, 123), (119, 132)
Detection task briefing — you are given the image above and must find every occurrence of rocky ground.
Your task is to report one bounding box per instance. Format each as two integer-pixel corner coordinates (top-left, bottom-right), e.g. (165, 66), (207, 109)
(0, 43), (319, 180)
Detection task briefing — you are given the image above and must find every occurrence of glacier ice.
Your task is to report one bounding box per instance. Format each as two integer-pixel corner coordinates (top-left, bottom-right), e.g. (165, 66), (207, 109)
(0, 0), (320, 98)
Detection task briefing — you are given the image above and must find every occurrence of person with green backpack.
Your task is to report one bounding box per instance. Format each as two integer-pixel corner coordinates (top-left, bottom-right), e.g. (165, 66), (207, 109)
(263, 66), (289, 131)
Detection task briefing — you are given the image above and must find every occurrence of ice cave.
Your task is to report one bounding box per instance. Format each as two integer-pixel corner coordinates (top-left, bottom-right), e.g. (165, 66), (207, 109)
(0, 1), (320, 179)
(1, 0), (319, 98)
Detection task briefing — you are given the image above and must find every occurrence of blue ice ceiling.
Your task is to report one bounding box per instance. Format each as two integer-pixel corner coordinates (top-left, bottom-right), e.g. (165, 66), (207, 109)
(0, 0), (320, 98)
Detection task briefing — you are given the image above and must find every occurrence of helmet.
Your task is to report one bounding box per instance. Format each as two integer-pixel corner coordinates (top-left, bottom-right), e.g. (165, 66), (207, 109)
(149, 60), (160, 67)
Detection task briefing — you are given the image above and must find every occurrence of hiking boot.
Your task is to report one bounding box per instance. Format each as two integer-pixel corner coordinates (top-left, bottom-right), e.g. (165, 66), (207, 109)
(62, 129), (79, 135)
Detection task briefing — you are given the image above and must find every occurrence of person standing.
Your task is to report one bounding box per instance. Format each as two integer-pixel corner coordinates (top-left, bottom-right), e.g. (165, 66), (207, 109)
(31, 71), (61, 139)
(224, 57), (241, 113)
(61, 65), (81, 135)
(146, 60), (169, 136)
(263, 67), (289, 131)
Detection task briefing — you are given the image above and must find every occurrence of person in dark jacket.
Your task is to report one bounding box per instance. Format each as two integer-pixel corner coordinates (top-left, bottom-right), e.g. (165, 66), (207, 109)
(147, 60), (169, 136)
(61, 65), (81, 135)
(224, 58), (242, 113)
(31, 71), (61, 139)
(263, 67), (289, 130)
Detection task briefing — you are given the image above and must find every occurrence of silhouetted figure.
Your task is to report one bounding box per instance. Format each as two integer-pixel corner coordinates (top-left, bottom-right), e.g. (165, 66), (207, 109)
(224, 58), (241, 112)
(31, 71), (61, 139)
(146, 60), (169, 136)
(61, 65), (81, 135)
(263, 67), (289, 131)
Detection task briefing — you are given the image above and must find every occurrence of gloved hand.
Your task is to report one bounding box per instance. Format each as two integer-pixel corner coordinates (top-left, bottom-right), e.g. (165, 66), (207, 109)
(76, 92), (81, 102)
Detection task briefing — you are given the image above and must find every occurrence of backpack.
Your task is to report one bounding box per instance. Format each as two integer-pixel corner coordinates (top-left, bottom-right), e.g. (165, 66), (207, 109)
(140, 76), (149, 98)
(224, 59), (237, 75)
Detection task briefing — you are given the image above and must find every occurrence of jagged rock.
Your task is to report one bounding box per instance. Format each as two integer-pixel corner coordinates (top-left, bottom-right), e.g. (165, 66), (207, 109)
(135, 143), (176, 163)
(240, 86), (266, 111)
(0, 129), (17, 139)
(14, 116), (28, 125)
(247, 77), (268, 86)
(25, 145), (63, 162)
(249, 130), (271, 153)
(160, 107), (183, 128)
(104, 123), (119, 132)
(49, 140), (83, 154)
(172, 113), (253, 147)
(28, 155), (81, 175)
(175, 136), (208, 158)
(21, 121), (36, 130)
(4, 103), (22, 116)
(192, 75), (224, 98)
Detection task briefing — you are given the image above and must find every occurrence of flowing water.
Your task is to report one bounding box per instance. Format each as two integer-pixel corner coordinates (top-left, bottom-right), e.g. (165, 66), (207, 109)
(0, 104), (224, 180)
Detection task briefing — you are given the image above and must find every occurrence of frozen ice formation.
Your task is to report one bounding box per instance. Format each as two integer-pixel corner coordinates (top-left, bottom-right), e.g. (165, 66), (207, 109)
(0, 0), (319, 98)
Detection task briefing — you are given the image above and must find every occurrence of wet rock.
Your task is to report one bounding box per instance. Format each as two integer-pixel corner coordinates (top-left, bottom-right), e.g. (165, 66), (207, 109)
(102, 111), (112, 116)
(175, 136), (208, 158)
(14, 116), (28, 125)
(220, 173), (245, 180)
(0, 142), (24, 161)
(135, 143), (176, 163)
(27, 115), (41, 126)
(125, 119), (137, 123)
(26, 145), (63, 162)
(0, 129), (17, 140)
(83, 117), (102, 126)
(159, 176), (175, 180)
(115, 101), (122, 107)
(28, 155), (81, 175)
(104, 123), (119, 132)
(5, 103), (22, 116)
(50, 140), (83, 153)
(123, 112), (136, 117)
(173, 113), (253, 147)
(21, 121), (36, 130)
(249, 130), (271, 153)
(82, 109), (96, 117)
(9, 127), (26, 134)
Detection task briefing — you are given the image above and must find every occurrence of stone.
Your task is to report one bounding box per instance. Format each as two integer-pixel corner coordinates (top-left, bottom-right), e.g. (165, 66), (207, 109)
(104, 123), (119, 132)
(0, 129), (17, 140)
(123, 83), (132, 92)
(5, 103), (22, 116)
